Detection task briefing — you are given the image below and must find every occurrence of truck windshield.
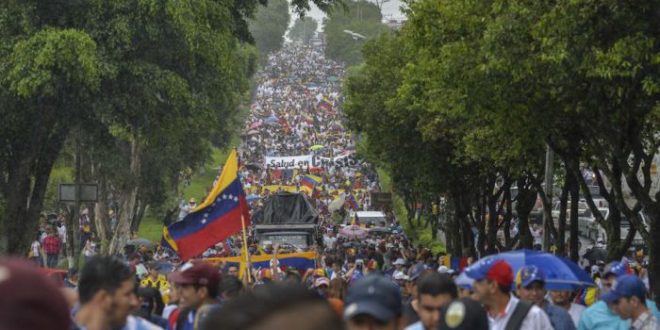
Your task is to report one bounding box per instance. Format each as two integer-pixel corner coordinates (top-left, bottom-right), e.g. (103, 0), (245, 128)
(262, 234), (308, 247)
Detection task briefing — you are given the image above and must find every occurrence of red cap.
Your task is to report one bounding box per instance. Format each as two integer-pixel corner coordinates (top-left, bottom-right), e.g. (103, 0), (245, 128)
(486, 260), (513, 287)
(169, 261), (220, 289)
(0, 259), (71, 330)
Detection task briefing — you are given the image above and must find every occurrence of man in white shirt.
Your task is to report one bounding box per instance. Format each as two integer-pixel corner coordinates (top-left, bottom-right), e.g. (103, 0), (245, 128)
(465, 259), (553, 330)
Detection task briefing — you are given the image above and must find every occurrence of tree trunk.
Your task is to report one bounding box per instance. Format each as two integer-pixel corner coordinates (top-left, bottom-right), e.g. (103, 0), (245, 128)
(557, 176), (569, 255)
(108, 138), (141, 255)
(94, 178), (110, 254)
(567, 172), (579, 261)
(3, 123), (68, 255)
(516, 178), (536, 249)
(568, 173), (579, 259)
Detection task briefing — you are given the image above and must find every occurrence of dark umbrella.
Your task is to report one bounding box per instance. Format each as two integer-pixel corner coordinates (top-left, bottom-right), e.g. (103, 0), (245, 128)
(246, 163), (262, 171)
(583, 247), (607, 265)
(126, 238), (153, 248)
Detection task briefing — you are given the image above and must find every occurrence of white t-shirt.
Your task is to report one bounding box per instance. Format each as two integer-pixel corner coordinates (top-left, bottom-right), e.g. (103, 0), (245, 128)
(58, 225), (67, 244)
(31, 241), (41, 257)
(488, 295), (553, 330)
(323, 235), (337, 248)
(568, 303), (586, 327)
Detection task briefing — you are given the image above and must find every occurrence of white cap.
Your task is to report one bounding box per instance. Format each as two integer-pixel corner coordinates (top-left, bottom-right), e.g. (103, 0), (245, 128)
(393, 258), (406, 266)
(393, 272), (410, 281)
(437, 265), (453, 274)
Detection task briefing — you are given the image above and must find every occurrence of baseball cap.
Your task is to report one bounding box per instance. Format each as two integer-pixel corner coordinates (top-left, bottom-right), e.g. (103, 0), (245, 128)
(344, 274), (402, 323)
(169, 261), (220, 289)
(601, 275), (647, 303)
(438, 298), (489, 330)
(0, 259), (71, 330)
(393, 258), (406, 266)
(465, 259), (513, 287)
(410, 263), (426, 282)
(604, 261), (631, 277)
(515, 265), (545, 288)
(315, 277), (330, 288)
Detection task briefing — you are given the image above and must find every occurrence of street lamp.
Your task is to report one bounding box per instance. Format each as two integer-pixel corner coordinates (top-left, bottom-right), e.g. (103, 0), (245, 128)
(343, 29), (367, 40)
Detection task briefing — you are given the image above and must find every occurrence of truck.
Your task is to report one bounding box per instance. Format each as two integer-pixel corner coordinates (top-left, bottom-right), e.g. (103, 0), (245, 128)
(253, 192), (320, 249)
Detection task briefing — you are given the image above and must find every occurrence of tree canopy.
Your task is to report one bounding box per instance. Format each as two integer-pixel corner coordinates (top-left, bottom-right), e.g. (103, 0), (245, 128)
(0, 0), (338, 257)
(323, 0), (388, 66)
(249, 0), (291, 56)
(288, 17), (318, 45)
(344, 0), (660, 291)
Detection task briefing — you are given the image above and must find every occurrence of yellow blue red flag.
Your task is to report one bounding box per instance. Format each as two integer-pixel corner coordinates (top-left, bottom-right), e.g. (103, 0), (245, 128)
(162, 150), (250, 260)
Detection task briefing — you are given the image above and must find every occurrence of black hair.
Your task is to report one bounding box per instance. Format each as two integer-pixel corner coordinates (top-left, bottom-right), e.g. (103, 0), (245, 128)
(78, 256), (133, 304)
(416, 272), (457, 299)
(497, 283), (512, 294)
(200, 283), (344, 330)
(220, 275), (244, 298)
(194, 282), (220, 299)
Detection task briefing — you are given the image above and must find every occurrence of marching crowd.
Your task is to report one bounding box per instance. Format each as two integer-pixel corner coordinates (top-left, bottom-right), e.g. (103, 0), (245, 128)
(5, 44), (660, 330)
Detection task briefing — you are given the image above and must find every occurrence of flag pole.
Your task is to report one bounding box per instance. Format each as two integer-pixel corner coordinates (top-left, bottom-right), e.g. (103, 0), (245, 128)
(241, 214), (252, 284)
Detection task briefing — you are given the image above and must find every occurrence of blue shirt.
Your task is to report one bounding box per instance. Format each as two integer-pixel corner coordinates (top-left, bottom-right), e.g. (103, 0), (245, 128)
(543, 300), (576, 330)
(577, 300), (628, 330)
(577, 299), (660, 330)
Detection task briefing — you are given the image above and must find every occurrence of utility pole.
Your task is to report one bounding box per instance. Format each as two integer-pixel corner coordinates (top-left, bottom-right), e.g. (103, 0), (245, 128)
(542, 145), (554, 251)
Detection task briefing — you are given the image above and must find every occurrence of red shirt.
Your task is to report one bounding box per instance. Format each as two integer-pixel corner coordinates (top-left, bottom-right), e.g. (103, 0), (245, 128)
(43, 235), (61, 255)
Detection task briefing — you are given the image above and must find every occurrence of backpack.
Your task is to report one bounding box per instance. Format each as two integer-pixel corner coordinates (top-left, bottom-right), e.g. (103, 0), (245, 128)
(505, 300), (533, 330)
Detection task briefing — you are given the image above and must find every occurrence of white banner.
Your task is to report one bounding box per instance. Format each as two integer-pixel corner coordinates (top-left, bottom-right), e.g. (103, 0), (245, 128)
(265, 154), (361, 169)
(265, 155), (313, 169)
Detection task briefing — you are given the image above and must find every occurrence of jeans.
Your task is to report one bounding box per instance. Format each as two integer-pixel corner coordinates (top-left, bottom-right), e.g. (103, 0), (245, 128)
(46, 253), (59, 268)
(30, 256), (43, 267)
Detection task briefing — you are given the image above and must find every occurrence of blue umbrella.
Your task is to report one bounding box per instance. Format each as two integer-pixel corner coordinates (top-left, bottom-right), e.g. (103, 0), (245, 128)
(264, 115), (279, 124)
(465, 249), (593, 290)
(247, 194), (261, 202)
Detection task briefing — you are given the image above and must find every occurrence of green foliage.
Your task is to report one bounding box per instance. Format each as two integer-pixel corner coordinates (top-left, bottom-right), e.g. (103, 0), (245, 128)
(249, 0), (291, 56)
(288, 17), (318, 45)
(323, 0), (389, 65)
(0, 0), (339, 253)
(343, 0), (660, 260)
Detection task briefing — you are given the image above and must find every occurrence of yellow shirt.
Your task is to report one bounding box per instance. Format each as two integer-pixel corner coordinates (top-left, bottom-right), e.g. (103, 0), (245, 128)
(140, 274), (170, 304)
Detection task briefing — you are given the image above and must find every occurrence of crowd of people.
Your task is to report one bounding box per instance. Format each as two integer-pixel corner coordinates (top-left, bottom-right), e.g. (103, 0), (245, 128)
(6, 43), (660, 330)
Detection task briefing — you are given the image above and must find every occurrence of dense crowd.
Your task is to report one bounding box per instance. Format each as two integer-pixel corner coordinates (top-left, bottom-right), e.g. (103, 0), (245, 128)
(6, 44), (660, 330)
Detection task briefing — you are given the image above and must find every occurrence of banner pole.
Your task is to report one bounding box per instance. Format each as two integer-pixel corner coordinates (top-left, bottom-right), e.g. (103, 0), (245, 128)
(241, 214), (252, 284)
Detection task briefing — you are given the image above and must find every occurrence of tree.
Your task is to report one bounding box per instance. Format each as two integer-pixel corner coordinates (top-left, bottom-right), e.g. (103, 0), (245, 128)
(0, 0), (333, 257)
(249, 0), (291, 57)
(324, 0), (388, 65)
(288, 17), (318, 45)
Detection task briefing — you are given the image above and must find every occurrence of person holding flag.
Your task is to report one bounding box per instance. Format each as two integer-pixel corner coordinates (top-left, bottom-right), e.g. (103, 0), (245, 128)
(161, 149), (251, 262)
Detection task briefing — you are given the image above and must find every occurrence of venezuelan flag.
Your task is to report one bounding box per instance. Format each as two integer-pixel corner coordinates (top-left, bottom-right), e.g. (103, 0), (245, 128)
(162, 150), (250, 260)
(301, 174), (322, 190)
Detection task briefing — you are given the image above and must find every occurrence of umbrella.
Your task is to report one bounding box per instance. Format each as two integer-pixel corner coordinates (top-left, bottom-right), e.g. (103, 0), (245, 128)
(156, 262), (175, 274)
(246, 163), (262, 171)
(583, 247), (607, 265)
(247, 194), (261, 202)
(310, 145), (324, 151)
(339, 225), (368, 239)
(369, 227), (391, 234)
(126, 238), (153, 248)
(265, 115), (279, 124)
(464, 249), (594, 290)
